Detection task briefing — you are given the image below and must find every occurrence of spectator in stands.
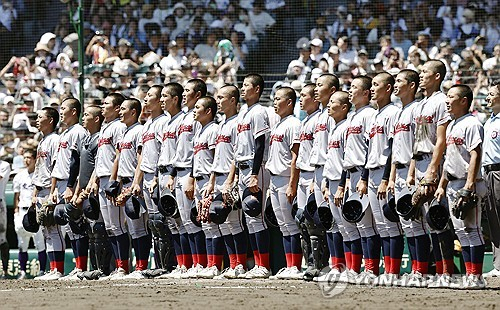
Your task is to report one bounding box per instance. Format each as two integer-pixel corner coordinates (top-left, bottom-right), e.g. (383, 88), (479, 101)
(248, 0), (275, 36)
(138, 4), (161, 39)
(310, 38), (324, 62)
(483, 43), (499, 73)
(406, 46), (427, 72)
(195, 30), (217, 64)
(436, 42), (462, 77)
(173, 2), (192, 35)
(328, 6), (355, 41)
(188, 16), (206, 49)
(337, 36), (356, 71)
(392, 26), (412, 58)
(233, 8), (258, 52)
(85, 33), (111, 64)
(456, 8), (480, 49)
(230, 30), (248, 71)
(159, 41), (185, 74)
(482, 13), (499, 54)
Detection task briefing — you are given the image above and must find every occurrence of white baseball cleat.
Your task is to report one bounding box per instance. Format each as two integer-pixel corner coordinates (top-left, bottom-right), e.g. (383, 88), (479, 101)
(483, 268), (500, 278)
(245, 266), (271, 279)
(314, 268), (340, 282)
(239, 265), (257, 279)
(269, 267), (290, 280)
(197, 266), (220, 279)
(355, 270), (377, 285)
(427, 274), (451, 288)
(58, 268), (83, 281)
(226, 264), (246, 279)
(213, 267), (232, 279)
(373, 273), (398, 287)
(17, 270), (27, 280)
(169, 265), (188, 279)
(98, 268), (127, 281)
(180, 264), (204, 279)
(123, 270), (146, 280)
(35, 269), (63, 281)
(462, 274), (486, 290)
(284, 266), (304, 280)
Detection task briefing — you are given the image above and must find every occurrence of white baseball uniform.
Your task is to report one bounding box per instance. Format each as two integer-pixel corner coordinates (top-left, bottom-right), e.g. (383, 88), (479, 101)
(265, 115), (301, 236)
(235, 103), (270, 234)
(0, 161), (10, 245)
(444, 114), (485, 247)
(173, 109), (202, 234)
(392, 100), (428, 237)
(96, 118), (127, 237)
(296, 109), (320, 210)
(13, 169), (45, 252)
(117, 122), (148, 239)
(324, 119), (359, 241)
(365, 103), (403, 238)
(343, 105), (377, 238)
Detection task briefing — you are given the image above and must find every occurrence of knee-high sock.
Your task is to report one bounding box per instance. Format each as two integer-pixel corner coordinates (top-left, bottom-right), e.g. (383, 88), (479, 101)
(415, 234), (430, 274)
(233, 232), (248, 267)
(283, 235), (292, 267)
(351, 238), (363, 273)
(344, 241), (352, 270)
(172, 233), (182, 268)
(38, 251), (47, 272)
(430, 233), (443, 274)
(115, 233), (130, 272)
(48, 251), (64, 272)
(365, 235), (381, 275)
(333, 232), (345, 270)
(438, 230), (454, 275)
(193, 231), (207, 267)
(132, 234), (152, 270)
(224, 234), (237, 269)
(407, 236), (417, 272)
(326, 232), (335, 265)
(462, 245), (471, 274)
(18, 251), (28, 272)
(74, 236), (89, 271)
(290, 233), (302, 269)
(212, 237), (225, 269)
(206, 238), (213, 267)
(255, 230), (270, 269)
(381, 237), (390, 273)
(470, 245), (485, 276)
(248, 233), (259, 267)
(390, 235), (404, 275)
(180, 233), (192, 268)
(188, 233), (198, 266)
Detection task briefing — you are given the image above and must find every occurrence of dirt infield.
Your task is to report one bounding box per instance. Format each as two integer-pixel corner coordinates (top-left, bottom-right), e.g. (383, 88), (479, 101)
(1, 277), (500, 310)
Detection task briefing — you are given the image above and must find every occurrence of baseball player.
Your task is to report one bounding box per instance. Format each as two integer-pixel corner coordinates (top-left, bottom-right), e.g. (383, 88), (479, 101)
(190, 96), (223, 279)
(265, 86), (302, 280)
(434, 85), (486, 289)
(31, 107), (60, 280)
(319, 91), (362, 283)
(295, 83), (320, 275)
(231, 74), (271, 279)
(208, 85), (247, 279)
(306, 73), (338, 282)
(48, 98), (88, 279)
(364, 72), (403, 286)
(168, 79), (207, 278)
(91, 93), (129, 279)
(14, 149), (45, 279)
(342, 75), (378, 283)
(131, 85), (171, 274)
(115, 98), (152, 279)
(412, 60), (454, 288)
(482, 80), (500, 278)
(388, 69), (430, 287)
(156, 82), (188, 278)
(0, 156), (10, 279)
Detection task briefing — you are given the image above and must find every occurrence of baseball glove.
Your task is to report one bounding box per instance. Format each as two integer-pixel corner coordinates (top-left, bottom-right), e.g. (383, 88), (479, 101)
(197, 196), (213, 223)
(222, 183), (240, 209)
(412, 178), (437, 209)
(36, 202), (56, 227)
(452, 188), (478, 220)
(115, 187), (132, 207)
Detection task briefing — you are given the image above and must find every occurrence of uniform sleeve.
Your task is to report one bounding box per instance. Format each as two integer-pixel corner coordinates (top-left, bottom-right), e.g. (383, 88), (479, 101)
(70, 129), (87, 153)
(436, 97), (451, 126)
(135, 130), (142, 151)
(364, 113), (375, 141)
(466, 121), (484, 152)
(138, 128), (144, 148)
(388, 109), (401, 139)
(114, 124), (126, 150)
(208, 126), (218, 150)
(12, 174), (20, 193)
(252, 108), (270, 139)
(289, 121), (300, 148)
(0, 162), (11, 180)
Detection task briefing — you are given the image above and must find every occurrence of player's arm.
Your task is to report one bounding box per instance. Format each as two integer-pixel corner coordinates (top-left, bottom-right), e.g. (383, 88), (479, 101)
(185, 157), (196, 201)
(13, 191), (19, 213)
(64, 149), (81, 202)
(387, 163), (396, 194)
(248, 134), (265, 193)
(465, 145), (481, 191)
(131, 148), (144, 196)
(286, 142), (300, 203)
(434, 172), (449, 201)
(378, 138), (393, 199)
(406, 158), (416, 187)
(49, 176), (58, 203)
(425, 122), (450, 181)
(110, 149), (120, 181)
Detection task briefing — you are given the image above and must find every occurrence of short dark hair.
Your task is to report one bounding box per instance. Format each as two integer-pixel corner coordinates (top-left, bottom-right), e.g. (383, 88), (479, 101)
(450, 84), (473, 107)
(149, 85), (163, 98)
(319, 73), (340, 91)
(375, 71), (395, 91)
(221, 84), (240, 101)
(426, 59), (447, 83)
(199, 96), (217, 119)
(398, 69), (420, 92)
(187, 78), (207, 97)
(244, 73), (265, 96)
(62, 98), (81, 118)
(42, 107), (60, 130)
(123, 98), (142, 120)
(277, 86), (296, 106)
(333, 90), (351, 111)
(86, 105), (104, 125)
(23, 148), (36, 159)
(353, 75), (372, 91)
(107, 93), (126, 107)
(164, 82), (184, 108)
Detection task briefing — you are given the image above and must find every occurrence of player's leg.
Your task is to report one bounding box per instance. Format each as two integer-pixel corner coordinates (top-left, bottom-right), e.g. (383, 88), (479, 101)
(296, 171), (314, 274)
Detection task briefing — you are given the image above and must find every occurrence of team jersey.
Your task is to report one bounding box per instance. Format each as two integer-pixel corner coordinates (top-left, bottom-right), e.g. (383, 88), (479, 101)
(192, 121), (218, 177)
(324, 119), (349, 181)
(265, 115), (301, 176)
(483, 113), (500, 166)
(0, 161), (10, 198)
(79, 132), (99, 189)
(392, 100), (418, 165)
(51, 124), (88, 180)
(365, 103), (400, 169)
(343, 105), (377, 170)
(158, 111), (185, 167)
(443, 114), (483, 180)
(32, 132), (59, 188)
(173, 109), (201, 168)
(235, 103), (270, 163)
(296, 109), (321, 172)
(13, 169), (33, 209)
(413, 91), (451, 155)
(95, 118), (126, 178)
(212, 114), (238, 174)
(118, 122), (143, 178)
(139, 113), (170, 173)
(310, 107), (335, 166)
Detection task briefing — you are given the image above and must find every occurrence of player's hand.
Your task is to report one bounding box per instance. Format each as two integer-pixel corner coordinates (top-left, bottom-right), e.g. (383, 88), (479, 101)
(31, 196), (38, 207)
(89, 181), (99, 196)
(406, 173), (415, 188)
(222, 181), (233, 203)
(166, 176), (175, 191)
(387, 179), (395, 195)
(323, 187), (329, 203)
(185, 177), (195, 200)
(308, 181), (314, 194)
(356, 179), (368, 198)
(49, 189), (58, 204)
(334, 186), (345, 207)
(285, 184), (297, 204)
(201, 182), (214, 199)
(434, 187), (445, 201)
(248, 175), (259, 193)
(131, 183), (142, 196)
(377, 180), (388, 200)
(149, 177), (158, 195)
